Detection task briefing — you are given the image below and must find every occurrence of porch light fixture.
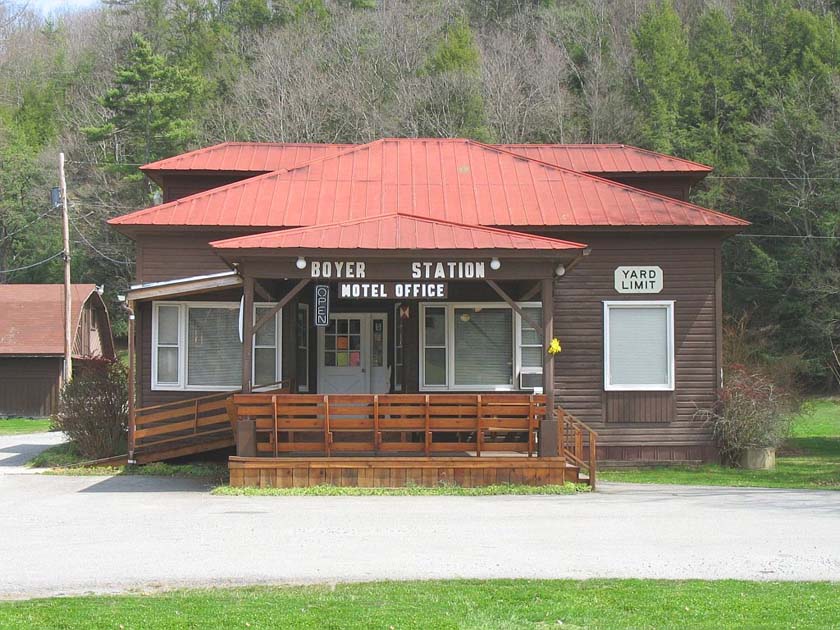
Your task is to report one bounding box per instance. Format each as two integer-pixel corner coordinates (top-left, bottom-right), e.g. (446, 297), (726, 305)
(555, 264), (566, 277)
(490, 257), (501, 270)
(295, 256), (307, 270)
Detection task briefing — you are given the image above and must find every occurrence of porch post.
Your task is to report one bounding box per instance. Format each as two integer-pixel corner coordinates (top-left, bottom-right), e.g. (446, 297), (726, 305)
(540, 276), (558, 457)
(242, 275), (254, 393)
(126, 300), (136, 463)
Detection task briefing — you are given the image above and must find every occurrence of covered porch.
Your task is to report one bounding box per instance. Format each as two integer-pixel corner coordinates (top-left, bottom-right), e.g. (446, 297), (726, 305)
(123, 213), (598, 487)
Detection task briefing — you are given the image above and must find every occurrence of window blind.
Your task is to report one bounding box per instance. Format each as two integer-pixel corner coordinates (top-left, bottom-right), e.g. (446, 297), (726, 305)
(608, 306), (669, 386)
(454, 308), (512, 386)
(187, 307), (242, 387)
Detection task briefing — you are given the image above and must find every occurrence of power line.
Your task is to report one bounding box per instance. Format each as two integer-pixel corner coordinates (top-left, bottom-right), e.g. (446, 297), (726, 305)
(737, 233), (840, 240)
(0, 205), (58, 243)
(708, 175), (840, 180)
(0, 251), (64, 274)
(69, 219), (133, 266)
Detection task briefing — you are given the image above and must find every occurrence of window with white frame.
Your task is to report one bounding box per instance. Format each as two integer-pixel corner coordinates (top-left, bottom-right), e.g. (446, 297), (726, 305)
(603, 301), (675, 391)
(152, 301), (282, 391)
(518, 306), (543, 390)
(296, 304), (309, 392)
(420, 302), (541, 391)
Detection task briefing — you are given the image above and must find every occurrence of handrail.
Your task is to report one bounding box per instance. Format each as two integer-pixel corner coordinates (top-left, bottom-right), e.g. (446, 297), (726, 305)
(557, 406), (598, 489)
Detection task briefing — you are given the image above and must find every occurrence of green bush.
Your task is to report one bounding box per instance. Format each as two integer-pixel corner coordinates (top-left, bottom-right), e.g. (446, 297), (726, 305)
(53, 359), (128, 460)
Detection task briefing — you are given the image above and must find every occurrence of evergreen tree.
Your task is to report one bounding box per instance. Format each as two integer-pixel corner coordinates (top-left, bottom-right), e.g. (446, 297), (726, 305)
(84, 33), (200, 184)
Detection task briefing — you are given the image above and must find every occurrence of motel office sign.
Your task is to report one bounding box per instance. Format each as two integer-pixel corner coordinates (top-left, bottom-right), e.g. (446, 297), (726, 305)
(308, 260), (484, 300)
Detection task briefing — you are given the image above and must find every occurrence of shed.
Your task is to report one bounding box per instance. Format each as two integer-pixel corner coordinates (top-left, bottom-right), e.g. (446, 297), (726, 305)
(0, 284), (116, 417)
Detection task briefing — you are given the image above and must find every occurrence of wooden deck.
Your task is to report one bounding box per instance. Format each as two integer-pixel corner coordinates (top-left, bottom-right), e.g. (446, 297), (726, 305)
(120, 391), (597, 488)
(229, 456), (576, 488)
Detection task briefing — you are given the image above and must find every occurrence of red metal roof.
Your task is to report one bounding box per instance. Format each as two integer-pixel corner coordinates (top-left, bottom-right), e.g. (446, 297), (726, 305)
(0, 284), (98, 356)
(498, 144), (712, 174)
(140, 142), (352, 175)
(111, 138), (747, 230)
(140, 141), (711, 176)
(210, 212), (587, 252)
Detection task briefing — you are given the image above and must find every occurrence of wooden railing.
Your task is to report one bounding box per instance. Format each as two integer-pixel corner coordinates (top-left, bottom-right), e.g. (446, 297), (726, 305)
(131, 379), (292, 461)
(228, 393), (546, 458)
(132, 392), (235, 458)
(558, 407), (598, 488)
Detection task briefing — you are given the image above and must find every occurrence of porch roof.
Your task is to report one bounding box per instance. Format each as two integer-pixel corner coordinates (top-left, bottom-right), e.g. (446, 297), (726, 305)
(125, 270), (242, 302)
(209, 212), (587, 253)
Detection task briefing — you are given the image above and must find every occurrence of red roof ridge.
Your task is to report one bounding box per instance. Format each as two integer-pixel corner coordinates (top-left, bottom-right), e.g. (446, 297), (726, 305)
(210, 210), (588, 250)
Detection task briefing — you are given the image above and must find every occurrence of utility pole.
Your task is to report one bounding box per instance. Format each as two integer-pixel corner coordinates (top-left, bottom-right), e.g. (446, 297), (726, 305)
(59, 152), (72, 383)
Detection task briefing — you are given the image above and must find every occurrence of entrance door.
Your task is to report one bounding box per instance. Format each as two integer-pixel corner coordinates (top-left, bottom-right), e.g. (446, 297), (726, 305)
(318, 313), (388, 394)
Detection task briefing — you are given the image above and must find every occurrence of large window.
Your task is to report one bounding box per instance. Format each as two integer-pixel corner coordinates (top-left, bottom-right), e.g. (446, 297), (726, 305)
(420, 303), (540, 391)
(152, 301), (282, 391)
(603, 301), (675, 391)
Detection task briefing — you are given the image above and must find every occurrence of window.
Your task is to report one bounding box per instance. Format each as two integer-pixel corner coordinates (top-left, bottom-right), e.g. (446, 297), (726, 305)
(422, 306), (447, 387)
(323, 316), (362, 367)
(152, 301), (282, 391)
(394, 304), (404, 391)
(604, 301), (675, 391)
(454, 307), (512, 386)
(296, 304), (309, 392)
(419, 303), (540, 391)
(518, 306), (543, 391)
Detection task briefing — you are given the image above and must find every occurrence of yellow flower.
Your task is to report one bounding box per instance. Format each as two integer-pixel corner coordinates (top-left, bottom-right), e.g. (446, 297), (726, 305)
(547, 338), (562, 355)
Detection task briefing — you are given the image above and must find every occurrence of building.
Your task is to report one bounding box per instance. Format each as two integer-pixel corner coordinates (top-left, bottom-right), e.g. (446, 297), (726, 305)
(109, 139), (748, 485)
(0, 284), (116, 417)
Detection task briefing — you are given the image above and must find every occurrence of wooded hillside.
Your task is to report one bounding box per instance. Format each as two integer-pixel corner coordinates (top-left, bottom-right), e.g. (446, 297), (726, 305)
(0, 0), (838, 389)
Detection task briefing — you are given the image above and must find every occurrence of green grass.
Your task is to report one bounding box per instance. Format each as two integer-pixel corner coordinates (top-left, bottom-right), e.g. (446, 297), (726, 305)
(601, 398), (840, 490)
(26, 442), (85, 468)
(212, 482), (588, 496)
(43, 461), (229, 482)
(0, 580), (837, 629)
(0, 417), (51, 435)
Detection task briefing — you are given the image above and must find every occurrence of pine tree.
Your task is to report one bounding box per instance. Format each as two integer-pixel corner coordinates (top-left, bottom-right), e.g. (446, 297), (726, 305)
(84, 33), (200, 182)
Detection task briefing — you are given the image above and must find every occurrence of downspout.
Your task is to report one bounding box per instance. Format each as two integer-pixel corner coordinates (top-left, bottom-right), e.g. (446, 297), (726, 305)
(121, 299), (136, 464)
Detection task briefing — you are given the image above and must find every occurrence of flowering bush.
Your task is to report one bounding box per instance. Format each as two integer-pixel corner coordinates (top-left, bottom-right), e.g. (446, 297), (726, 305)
(53, 358), (128, 460)
(697, 363), (797, 465)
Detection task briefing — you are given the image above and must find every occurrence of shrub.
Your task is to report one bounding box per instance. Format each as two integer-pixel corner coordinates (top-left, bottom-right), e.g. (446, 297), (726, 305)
(697, 363), (798, 465)
(53, 358), (128, 460)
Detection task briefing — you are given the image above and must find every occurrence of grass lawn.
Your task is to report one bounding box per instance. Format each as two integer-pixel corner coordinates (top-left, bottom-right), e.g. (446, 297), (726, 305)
(213, 482), (588, 496)
(0, 417), (51, 435)
(0, 580), (837, 629)
(601, 398), (840, 490)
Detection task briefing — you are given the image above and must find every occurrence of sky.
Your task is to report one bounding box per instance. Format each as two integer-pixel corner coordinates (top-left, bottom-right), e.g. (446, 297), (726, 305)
(23, 0), (100, 15)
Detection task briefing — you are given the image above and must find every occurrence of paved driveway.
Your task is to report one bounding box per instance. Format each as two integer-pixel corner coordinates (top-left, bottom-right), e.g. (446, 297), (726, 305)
(1, 433), (838, 599)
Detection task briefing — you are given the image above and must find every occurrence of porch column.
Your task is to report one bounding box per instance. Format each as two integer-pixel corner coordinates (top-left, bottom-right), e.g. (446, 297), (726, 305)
(242, 275), (254, 393)
(541, 276), (558, 456)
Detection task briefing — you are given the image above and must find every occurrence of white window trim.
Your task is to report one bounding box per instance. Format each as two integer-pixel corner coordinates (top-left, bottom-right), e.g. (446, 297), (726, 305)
(603, 300), (675, 392)
(419, 302), (540, 392)
(393, 303), (403, 391)
(253, 304), (283, 392)
(152, 301), (282, 392)
(297, 303), (309, 392)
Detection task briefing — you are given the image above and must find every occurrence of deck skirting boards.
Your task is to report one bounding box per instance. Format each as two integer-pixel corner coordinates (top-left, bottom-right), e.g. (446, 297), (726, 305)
(228, 456), (577, 488)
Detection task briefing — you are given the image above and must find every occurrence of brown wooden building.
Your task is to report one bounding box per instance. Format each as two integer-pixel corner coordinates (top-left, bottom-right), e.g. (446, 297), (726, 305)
(0, 284), (116, 417)
(109, 139), (747, 484)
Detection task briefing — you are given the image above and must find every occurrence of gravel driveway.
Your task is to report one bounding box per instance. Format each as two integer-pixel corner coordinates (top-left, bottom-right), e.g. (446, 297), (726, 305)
(1, 433), (838, 599)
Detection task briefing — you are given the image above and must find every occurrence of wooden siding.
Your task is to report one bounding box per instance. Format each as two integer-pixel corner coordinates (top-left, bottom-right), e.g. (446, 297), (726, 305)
(136, 233), (243, 283)
(551, 233), (721, 462)
(160, 173), (253, 203)
(131, 229), (724, 462)
(73, 296), (114, 359)
(0, 358), (62, 417)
